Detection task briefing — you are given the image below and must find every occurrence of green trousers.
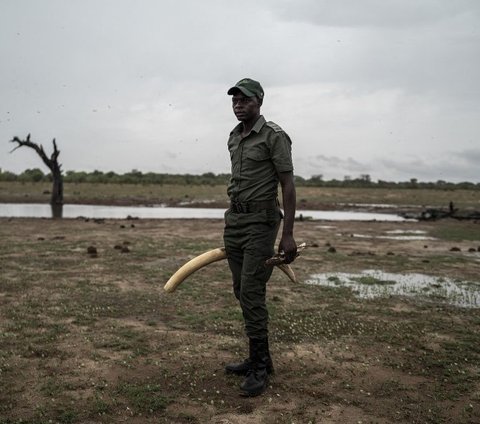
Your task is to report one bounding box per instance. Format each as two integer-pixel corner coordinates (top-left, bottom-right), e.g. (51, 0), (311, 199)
(223, 208), (282, 339)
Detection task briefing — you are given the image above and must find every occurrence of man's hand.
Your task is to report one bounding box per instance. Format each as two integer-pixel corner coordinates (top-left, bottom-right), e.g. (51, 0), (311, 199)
(278, 234), (297, 264)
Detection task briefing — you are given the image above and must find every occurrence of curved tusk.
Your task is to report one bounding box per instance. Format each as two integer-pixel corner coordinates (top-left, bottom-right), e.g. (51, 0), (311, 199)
(277, 263), (298, 284)
(164, 247), (227, 293)
(164, 246), (301, 292)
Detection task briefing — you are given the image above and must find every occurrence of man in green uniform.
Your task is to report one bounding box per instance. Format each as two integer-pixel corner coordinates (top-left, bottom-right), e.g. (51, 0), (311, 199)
(223, 78), (297, 396)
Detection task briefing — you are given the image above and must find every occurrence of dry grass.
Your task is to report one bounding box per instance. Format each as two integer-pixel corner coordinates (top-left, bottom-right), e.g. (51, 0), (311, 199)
(1, 181), (480, 211)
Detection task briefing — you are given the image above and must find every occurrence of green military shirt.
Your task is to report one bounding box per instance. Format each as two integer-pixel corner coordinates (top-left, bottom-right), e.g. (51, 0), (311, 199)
(227, 115), (293, 202)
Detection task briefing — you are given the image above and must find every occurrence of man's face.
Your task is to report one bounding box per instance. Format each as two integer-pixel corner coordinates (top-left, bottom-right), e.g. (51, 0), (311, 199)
(231, 93), (261, 122)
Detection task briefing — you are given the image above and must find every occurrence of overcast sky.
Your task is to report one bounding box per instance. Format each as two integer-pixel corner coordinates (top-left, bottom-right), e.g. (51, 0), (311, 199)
(1, 0), (479, 182)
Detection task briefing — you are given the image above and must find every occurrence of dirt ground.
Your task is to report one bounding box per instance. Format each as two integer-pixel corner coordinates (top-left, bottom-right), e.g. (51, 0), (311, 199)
(1, 216), (480, 423)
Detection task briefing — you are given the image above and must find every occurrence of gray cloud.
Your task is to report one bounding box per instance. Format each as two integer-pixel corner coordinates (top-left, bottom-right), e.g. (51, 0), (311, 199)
(272, 0), (480, 28)
(452, 148), (480, 164)
(376, 152), (480, 182)
(0, 0), (479, 182)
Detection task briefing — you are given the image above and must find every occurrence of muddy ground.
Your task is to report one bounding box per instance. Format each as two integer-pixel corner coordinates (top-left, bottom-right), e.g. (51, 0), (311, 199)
(1, 216), (480, 423)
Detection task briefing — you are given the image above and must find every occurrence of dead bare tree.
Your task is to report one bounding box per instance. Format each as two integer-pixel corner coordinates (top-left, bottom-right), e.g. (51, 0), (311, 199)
(9, 134), (64, 205)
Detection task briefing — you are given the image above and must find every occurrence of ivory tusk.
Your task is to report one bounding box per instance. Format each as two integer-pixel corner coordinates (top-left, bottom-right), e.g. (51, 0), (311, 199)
(164, 247), (227, 293)
(277, 263), (298, 284)
(164, 247), (300, 292)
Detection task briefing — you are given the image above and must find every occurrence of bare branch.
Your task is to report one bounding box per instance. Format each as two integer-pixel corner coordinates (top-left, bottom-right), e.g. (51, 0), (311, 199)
(9, 134), (53, 169)
(51, 138), (60, 162)
(8, 133), (64, 205)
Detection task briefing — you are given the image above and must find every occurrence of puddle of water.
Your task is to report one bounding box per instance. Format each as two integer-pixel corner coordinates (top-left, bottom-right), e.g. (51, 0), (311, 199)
(386, 230), (427, 235)
(0, 203), (409, 221)
(347, 233), (436, 241)
(296, 210), (409, 221)
(305, 270), (480, 308)
(0, 204), (226, 219)
(338, 203), (417, 209)
(177, 199), (217, 206)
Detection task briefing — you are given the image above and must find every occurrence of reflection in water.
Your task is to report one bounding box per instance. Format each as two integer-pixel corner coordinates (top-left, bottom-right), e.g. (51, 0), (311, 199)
(305, 270), (480, 308)
(336, 228), (436, 241)
(347, 233), (437, 241)
(386, 230), (427, 234)
(0, 203), (409, 221)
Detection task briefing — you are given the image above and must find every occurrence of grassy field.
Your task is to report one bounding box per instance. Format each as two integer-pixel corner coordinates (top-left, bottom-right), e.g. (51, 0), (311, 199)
(1, 181), (480, 211)
(1, 212), (479, 422)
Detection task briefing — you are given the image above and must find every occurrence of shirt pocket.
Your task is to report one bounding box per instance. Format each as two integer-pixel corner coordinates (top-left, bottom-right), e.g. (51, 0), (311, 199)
(245, 146), (269, 161)
(244, 147), (270, 173)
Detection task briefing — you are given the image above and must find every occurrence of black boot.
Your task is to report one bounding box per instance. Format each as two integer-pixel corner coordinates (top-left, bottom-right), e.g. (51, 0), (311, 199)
(225, 339), (274, 376)
(239, 337), (270, 397)
(225, 357), (252, 375)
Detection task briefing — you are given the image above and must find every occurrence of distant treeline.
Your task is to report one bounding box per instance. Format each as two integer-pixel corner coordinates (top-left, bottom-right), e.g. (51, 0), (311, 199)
(1, 168), (479, 190)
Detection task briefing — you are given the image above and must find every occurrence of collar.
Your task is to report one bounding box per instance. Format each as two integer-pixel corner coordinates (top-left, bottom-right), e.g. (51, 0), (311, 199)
(230, 115), (266, 136)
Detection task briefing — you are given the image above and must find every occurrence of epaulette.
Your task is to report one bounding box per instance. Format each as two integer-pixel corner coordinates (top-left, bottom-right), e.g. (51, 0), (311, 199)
(266, 121), (283, 133)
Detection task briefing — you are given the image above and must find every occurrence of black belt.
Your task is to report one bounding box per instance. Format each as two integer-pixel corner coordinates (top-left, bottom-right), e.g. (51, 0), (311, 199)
(230, 199), (278, 214)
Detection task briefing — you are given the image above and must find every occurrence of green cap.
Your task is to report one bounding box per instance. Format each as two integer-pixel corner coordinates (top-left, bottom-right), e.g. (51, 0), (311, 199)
(227, 78), (264, 99)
